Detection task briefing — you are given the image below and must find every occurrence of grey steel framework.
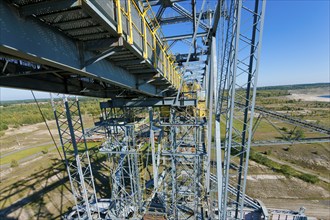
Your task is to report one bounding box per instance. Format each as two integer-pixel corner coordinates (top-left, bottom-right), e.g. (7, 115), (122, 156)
(153, 107), (206, 219)
(0, 0), (181, 97)
(214, 0), (267, 219)
(0, 0), (281, 219)
(51, 95), (100, 219)
(95, 101), (207, 219)
(97, 107), (143, 219)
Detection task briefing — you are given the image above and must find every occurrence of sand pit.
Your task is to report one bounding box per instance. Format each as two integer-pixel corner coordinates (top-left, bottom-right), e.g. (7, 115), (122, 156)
(287, 93), (330, 102)
(285, 87), (330, 102)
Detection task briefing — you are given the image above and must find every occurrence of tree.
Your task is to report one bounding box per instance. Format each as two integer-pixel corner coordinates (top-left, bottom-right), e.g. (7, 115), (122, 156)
(294, 129), (305, 140)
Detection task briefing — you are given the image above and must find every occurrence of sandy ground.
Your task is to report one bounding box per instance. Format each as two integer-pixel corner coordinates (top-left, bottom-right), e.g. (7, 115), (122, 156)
(246, 159), (330, 220)
(287, 93), (330, 102)
(286, 88), (330, 102)
(247, 175), (330, 219)
(263, 198), (330, 219)
(0, 114), (328, 219)
(0, 121), (58, 153)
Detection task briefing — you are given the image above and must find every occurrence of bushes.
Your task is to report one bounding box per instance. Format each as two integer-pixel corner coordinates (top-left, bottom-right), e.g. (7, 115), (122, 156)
(280, 128), (305, 140)
(298, 173), (319, 184)
(293, 129), (305, 139)
(0, 123), (8, 131)
(0, 100), (100, 131)
(256, 90), (290, 98)
(249, 150), (319, 184)
(10, 159), (19, 168)
(279, 165), (294, 177)
(0, 104), (51, 128)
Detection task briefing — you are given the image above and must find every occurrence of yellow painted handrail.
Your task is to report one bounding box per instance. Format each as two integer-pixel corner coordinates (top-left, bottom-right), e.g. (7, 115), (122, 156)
(115, 0), (182, 90)
(127, 0), (133, 44)
(115, 0), (122, 34)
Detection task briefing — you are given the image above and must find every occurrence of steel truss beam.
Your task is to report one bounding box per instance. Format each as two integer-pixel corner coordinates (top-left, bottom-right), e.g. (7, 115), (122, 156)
(143, 0), (186, 7)
(171, 3), (209, 31)
(159, 11), (212, 25)
(248, 104), (330, 135)
(162, 32), (208, 41)
(249, 112), (330, 146)
(100, 98), (197, 108)
(252, 138), (330, 146)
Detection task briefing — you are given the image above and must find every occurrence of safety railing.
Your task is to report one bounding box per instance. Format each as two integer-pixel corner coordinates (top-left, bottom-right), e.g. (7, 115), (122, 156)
(109, 0), (181, 89)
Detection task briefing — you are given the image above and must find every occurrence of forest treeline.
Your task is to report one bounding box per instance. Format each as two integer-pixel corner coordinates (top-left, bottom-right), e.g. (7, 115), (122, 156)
(0, 99), (101, 134)
(258, 82), (329, 91)
(1, 82), (329, 134)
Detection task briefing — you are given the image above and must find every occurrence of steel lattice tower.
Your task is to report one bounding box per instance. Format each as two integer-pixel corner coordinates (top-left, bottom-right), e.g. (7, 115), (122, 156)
(51, 95), (100, 219)
(2, 0), (323, 219)
(214, 0), (267, 219)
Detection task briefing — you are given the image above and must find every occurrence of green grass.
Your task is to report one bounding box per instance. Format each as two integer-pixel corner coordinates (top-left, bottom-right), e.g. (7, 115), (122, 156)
(0, 142), (101, 165)
(0, 144), (54, 165)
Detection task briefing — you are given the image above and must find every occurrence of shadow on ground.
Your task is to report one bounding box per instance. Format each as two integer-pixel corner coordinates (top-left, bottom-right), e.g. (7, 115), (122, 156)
(0, 148), (111, 220)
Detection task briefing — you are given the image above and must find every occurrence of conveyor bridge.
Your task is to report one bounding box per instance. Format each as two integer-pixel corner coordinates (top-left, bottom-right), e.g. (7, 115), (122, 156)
(0, 0), (183, 98)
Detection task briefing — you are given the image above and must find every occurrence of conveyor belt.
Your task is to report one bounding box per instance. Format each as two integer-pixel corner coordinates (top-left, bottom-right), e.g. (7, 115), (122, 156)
(209, 174), (261, 210)
(236, 102), (330, 135)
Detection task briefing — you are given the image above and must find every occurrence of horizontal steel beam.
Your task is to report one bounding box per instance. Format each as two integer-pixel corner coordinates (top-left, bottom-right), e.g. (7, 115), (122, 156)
(160, 11), (212, 25)
(100, 98), (197, 108)
(143, 0), (186, 7)
(163, 32), (208, 41)
(0, 74), (118, 98)
(172, 3), (209, 31)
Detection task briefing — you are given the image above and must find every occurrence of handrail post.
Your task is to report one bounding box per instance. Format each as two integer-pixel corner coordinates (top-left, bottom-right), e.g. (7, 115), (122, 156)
(115, 0), (122, 34)
(142, 10), (148, 59)
(127, 0), (133, 44)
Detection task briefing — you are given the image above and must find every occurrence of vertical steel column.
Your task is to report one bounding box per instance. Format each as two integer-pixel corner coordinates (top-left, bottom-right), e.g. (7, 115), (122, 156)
(133, 148), (142, 212)
(149, 107), (159, 189)
(210, 34), (224, 219)
(193, 115), (201, 219)
(191, 0), (197, 55)
(158, 107), (206, 220)
(235, 0), (260, 217)
(237, 1), (266, 218)
(219, 0), (242, 218)
(216, 0), (266, 218)
(205, 52), (214, 194)
(170, 108), (178, 219)
(97, 106), (144, 218)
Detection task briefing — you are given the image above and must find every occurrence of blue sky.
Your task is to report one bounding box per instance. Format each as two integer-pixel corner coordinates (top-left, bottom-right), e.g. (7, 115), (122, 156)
(0, 0), (329, 100)
(259, 0), (329, 86)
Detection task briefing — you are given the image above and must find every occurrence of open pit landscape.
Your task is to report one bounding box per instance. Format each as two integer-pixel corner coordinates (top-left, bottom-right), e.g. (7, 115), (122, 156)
(1, 0), (329, 219)
(0, 83), (329, 219)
